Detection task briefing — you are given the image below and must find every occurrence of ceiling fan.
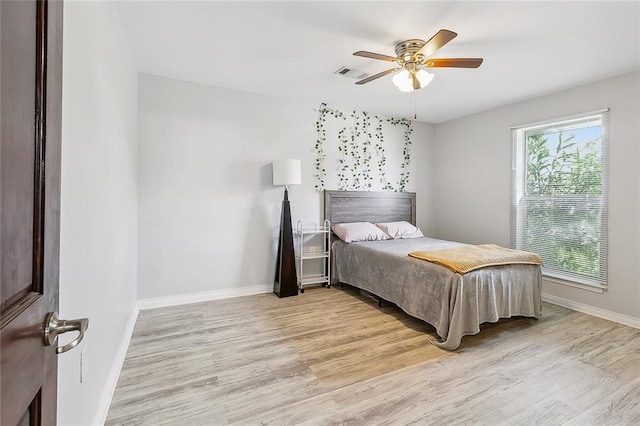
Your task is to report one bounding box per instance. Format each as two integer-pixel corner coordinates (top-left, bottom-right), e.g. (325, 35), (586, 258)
(353, 29), (483, 92)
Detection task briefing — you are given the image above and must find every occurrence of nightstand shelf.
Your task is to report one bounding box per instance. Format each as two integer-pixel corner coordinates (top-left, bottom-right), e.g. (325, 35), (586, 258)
(295, 220), (331, 293)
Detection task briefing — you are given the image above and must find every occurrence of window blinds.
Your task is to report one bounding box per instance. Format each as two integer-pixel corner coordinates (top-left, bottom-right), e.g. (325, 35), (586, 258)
(510, 109), (609, 288)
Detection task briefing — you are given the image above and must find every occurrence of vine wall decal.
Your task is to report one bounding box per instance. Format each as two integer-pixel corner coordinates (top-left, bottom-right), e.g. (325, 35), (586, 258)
(314, 103), (413, 192)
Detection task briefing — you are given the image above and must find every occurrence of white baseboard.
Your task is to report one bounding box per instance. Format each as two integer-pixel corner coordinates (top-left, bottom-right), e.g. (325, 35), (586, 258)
(542, 292), (640, 329)
(92, 306), (139, 426)
(137, 284), (273, 310)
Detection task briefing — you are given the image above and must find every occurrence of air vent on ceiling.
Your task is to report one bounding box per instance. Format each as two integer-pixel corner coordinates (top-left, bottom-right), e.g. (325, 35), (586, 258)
(335, 66), (369, 80)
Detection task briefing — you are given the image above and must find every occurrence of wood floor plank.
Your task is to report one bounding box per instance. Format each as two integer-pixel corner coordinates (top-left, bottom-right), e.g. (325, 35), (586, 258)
(106, 286), (640, 425)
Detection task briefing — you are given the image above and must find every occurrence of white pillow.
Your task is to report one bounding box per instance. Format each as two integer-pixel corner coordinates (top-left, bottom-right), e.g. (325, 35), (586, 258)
(375, 221), (424, 239)
(332, 222), (390, 243)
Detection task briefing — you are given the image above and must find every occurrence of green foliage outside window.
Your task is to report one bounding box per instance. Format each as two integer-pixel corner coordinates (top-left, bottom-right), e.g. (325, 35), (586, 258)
(524, 129), (602, 279)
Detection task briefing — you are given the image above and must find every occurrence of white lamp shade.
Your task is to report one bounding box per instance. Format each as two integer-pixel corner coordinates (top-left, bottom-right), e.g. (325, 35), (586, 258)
(392, 69), (414, 92)
(392, 68), (434, 92)
(272, 159), (302, 186)
(415, 69), (434, 87)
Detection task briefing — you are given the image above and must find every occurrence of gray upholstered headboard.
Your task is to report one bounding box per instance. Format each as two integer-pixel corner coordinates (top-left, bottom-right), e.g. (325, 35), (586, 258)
(324, 190), (416, 225)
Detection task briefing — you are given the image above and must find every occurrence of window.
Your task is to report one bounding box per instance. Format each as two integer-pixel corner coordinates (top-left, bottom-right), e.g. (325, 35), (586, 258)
(511, 110), (609, 289)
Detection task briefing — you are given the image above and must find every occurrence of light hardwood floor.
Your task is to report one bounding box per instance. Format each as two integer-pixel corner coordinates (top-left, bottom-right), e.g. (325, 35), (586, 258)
(106, 286), (640, 425)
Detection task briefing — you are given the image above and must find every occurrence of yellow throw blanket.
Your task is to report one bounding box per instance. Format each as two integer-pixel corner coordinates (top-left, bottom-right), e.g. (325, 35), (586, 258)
(409, 244), (542, 274)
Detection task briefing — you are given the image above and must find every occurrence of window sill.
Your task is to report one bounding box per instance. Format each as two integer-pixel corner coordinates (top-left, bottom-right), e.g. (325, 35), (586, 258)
(542, 275), (606, 294)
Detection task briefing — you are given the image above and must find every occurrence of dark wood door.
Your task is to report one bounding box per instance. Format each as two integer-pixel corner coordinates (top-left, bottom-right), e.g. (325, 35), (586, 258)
(1, 1), (63, 424)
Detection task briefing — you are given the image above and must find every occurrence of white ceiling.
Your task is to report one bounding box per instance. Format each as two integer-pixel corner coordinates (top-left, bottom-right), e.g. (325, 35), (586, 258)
(117, 1), (640, 123)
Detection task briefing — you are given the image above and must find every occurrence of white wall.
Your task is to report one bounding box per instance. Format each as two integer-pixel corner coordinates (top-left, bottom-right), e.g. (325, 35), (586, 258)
(434, 71), (640, 320)
(59, 2), (138, 425)
(414, 122), (436, 233)
(137, 74), (435, 300)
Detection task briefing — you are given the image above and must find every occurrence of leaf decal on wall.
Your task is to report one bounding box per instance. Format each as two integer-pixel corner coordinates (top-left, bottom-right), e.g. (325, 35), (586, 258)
(314, 103), (413, 192)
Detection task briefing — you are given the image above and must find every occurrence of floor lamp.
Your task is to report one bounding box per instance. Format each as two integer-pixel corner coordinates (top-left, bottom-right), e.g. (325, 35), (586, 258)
(272, 159), (301, 298)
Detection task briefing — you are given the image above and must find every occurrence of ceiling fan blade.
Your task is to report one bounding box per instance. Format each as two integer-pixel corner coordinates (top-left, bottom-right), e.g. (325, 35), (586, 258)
(353, 51), (398, 62)
(355, 68), (400, 85)
(416, 29), (457, 58)
(425, 58), (484, 68)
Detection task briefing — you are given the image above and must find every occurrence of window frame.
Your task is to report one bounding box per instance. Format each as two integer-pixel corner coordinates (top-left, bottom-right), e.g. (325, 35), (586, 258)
(510, 109), (609, 290)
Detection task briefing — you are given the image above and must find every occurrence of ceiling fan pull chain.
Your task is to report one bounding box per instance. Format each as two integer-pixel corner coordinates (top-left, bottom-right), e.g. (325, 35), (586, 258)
(413, 94), (417, 121)
(410, 92), (416, 121)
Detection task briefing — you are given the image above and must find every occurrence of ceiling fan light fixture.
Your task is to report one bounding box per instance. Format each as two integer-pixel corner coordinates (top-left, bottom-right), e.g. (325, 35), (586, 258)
(392, 69), (414, 92)
(392, 68), (434, 92)
(415, 69), (435, 87)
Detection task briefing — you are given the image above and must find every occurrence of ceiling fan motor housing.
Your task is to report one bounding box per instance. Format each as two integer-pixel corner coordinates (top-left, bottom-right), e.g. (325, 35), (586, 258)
(394, 39), (427, 63)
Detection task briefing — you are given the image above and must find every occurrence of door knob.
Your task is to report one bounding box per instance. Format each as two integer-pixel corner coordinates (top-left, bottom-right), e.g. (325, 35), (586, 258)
(43, 312), (89, 354)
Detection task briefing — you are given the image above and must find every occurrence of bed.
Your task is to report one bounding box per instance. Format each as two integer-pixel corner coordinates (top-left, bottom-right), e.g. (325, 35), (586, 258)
(324, 190), (542, 350)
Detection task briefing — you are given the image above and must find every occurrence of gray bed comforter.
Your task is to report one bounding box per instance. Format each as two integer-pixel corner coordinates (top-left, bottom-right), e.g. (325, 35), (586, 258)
(332, 237), (542, 350)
